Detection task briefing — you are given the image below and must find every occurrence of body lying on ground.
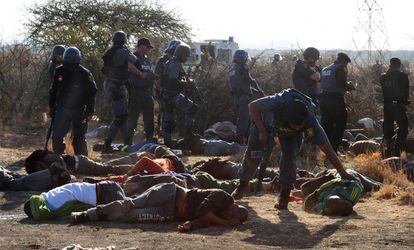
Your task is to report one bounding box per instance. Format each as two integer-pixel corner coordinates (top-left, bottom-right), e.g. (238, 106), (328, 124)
(24, 181), (125, 220)
(114, 170), (279, 196)
(173, 134), (242, 156)
(301, 169), (380, 216)
(24, 146), (183, 177)
(0, 159), (72, 191)
(70, 182), (248, 232)
(381, 157), (414, 181)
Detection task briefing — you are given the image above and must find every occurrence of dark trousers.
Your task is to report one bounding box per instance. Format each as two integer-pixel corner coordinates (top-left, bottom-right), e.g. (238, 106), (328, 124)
(238, 126), (302, 189)
(126, 90), (154, 144)
(104, 80), (129, 144)
(85, 182), (177, 223)
(320, 93), (347, 153)
(233, 94), (251, 143)
(383, 103), (408, 156)
(52, 108), (88, 155)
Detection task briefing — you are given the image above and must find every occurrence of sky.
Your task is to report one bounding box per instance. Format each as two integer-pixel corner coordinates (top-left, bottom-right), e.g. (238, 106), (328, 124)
(1, 0), (413, 50)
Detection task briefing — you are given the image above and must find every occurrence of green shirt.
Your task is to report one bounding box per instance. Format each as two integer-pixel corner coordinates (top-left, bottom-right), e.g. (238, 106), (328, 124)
(315, 179), (364, 214)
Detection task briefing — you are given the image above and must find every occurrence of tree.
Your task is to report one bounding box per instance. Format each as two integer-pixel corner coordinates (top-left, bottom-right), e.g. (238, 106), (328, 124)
(25, 0), (191, 123)
(26, 0), (191, 60)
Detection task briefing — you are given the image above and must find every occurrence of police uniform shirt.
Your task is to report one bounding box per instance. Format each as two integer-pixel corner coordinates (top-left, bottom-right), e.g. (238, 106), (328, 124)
(254, 93), (328, 145)
(49, 65), (98, 115)
(292, 59), (321, 97)
(380, 69), (409, 104)
(114, 47), (137, 67)
(129, 52), (152, 90)
(154, 55), (169, 76)
(320, 61), (348, 95)
(228, 64), (256, 95)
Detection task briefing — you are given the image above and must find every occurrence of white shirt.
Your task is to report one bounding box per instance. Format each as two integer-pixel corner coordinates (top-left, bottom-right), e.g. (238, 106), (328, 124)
(41, 183), (97, 211)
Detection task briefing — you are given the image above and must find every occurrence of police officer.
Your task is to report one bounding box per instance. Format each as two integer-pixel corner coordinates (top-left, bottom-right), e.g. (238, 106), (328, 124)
(49, 47), (97, 156)
(228, 49), (264, 144)
(155, 40), (181, 85)
(320, 53), (354, 153)
(292, 47), (321, 102)
(231, 89), (357, 209)
(160, 43), (197, 146)
(380, 58), (410, 157)
(154, 40), (181, 134)
(126, 37), (155, 144)
(48, 45), (65, 82)
(102, 31), (143, 151)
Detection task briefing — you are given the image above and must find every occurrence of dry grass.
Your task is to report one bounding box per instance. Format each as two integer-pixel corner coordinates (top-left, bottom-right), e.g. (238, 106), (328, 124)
(354, 153), (414, 205)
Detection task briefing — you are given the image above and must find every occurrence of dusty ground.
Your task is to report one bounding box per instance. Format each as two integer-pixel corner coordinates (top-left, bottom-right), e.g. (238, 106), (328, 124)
(1, 132), (414, 249)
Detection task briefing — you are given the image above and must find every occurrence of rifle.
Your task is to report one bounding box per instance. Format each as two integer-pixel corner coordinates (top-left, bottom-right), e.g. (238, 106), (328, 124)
(44, 116), (55, 150)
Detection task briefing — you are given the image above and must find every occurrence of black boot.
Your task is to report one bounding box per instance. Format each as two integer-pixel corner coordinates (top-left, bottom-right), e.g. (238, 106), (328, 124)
(231, 180), (249, 200)
(275, 187), (291, 210)
(102, 138), (114, 153)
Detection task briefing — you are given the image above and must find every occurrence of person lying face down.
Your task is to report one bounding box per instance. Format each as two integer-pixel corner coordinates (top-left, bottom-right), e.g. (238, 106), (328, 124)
(121, 170), (279, 197)
(1, 156), (72, 191)
(71, 182), (248, 232)
(24, 181), (125, 220)
(173, 134), (242, 156)
(302, 170), (368, 216)
(24, 146), (184, 177)
(381, 157), (414, 182)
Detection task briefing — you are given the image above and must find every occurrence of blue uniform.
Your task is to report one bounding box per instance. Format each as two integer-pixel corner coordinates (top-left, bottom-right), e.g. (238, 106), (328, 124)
(228, 63), (262, 143)
(126, 52), (154, 143)
(160, 57), (197, 145)
(49, 65), (97, 156)
(320, 61), (348, 152)
(239, 89), (328, 189)
(102, 45), (137, 144)
(292, 59), (321, 102)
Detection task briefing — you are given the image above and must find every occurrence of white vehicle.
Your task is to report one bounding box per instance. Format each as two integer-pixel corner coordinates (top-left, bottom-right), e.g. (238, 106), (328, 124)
(186, 37), (239, 66)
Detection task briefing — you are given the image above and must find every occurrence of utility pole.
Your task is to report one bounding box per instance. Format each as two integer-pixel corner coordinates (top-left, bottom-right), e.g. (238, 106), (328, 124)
(352, 0), (390, 65)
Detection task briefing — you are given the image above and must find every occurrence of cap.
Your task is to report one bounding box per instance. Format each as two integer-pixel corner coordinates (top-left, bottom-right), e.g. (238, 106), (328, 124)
(390, 57), (401, 66)
(137, 37), (154, 48)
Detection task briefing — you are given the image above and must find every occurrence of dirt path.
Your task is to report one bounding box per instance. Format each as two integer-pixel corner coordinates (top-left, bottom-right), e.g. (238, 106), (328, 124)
(1, 135), (414, 249)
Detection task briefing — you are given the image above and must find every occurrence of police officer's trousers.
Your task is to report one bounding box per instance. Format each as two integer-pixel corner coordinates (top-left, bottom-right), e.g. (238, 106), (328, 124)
(233, 94), (251, 144)
(104, 80), (129, 144)
(161, 92), (197, 145)
(52, 107), (88, 156)
(126, 89), (154, 144)
(238, 126), (303, 190)
(320, 93), (347, 153)
(383, 103), (408, 156)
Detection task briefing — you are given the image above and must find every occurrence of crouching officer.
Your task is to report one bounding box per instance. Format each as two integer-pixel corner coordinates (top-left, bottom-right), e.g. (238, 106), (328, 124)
(48, 45), (65, 83)
(160, 43), (198, 146)
(228, 49), (264, 144)
(126, 37), (155, 144)
(49, 47), (97, 156)
(380, 58), (410, 157)
(231, 88), (357, 210)
(292, 47), (322, 103)
(102, 31), (142, 151)
(320, 53), (354, 153)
